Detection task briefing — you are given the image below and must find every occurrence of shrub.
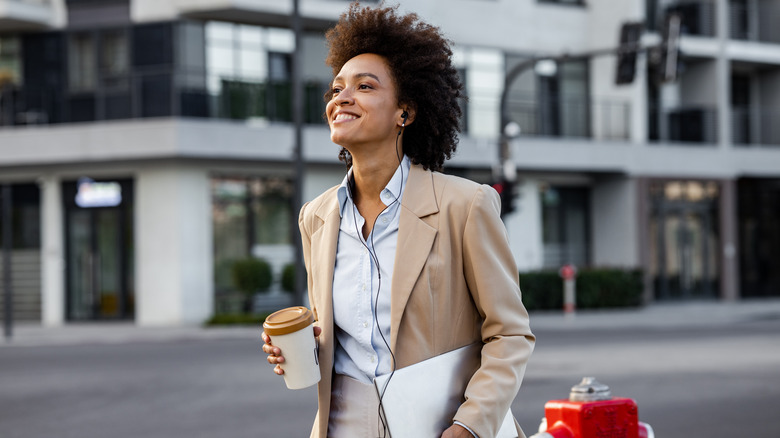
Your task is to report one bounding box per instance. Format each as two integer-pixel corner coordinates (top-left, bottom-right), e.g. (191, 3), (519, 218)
(519, 268), (643, 311)
(281, 263), (296, 293)
(231, 257), (273, 313)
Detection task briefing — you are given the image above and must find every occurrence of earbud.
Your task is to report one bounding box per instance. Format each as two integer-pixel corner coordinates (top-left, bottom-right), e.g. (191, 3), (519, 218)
(401, 111), (409, 127)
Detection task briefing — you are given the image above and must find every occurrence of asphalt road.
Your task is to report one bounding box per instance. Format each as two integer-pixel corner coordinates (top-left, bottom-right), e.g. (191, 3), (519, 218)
(1, 318), (779, 438)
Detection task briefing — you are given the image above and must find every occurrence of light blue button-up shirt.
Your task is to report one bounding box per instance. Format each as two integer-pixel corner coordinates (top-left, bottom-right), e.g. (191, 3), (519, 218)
(332, 155), (410, 384)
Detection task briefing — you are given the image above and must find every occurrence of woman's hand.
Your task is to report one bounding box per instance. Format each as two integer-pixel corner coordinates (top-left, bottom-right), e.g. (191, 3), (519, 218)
(440, 423), (475, 438)
(262, 326), (322, 375)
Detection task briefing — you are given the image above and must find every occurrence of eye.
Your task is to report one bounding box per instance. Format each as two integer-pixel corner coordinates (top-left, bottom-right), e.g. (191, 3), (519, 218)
(331, 87), (342, 95)
(358, 84), (373, 90)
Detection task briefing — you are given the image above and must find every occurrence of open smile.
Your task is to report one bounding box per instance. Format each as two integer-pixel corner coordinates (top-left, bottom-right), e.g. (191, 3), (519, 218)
(333, 112), (360, 123)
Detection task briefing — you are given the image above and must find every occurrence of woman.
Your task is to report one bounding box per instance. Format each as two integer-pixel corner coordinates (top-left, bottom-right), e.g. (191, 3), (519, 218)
(262, 4), (535, 438)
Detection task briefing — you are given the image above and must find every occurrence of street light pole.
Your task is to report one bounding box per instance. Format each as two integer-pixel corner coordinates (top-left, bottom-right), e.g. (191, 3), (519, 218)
(2, 184), (12, 340)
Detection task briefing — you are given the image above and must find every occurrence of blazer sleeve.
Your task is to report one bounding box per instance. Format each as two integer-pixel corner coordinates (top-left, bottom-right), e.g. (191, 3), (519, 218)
(453, 185), (536, 438)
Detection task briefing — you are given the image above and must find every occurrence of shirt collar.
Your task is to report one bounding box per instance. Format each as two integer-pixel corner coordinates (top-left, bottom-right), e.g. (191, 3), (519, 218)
(337, 155), (411, 218)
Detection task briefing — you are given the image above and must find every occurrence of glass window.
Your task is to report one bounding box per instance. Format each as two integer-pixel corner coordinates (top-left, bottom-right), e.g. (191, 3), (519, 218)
(212, 176), (293, 293)
(69, 33), (97, 92)
(540, 184), (590, 268)
(0, 36), (22, 86)
(506, 55), (589, 138)
(205, 21), (327, 123)
(0, 184), (41, 249)
(649, 180), (720, 300)
(100, 29), (129, 91)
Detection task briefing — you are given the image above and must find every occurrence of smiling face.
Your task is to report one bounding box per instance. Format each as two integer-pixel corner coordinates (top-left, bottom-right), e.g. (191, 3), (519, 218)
(326, 53), (406, 153)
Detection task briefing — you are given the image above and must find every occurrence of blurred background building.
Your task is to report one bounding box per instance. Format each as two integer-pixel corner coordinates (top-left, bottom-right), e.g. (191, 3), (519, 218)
(0, 0), (778, 326)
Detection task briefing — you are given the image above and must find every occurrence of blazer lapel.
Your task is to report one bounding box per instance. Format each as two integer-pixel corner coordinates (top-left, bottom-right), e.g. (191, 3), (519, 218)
(390, 165), (439, 352)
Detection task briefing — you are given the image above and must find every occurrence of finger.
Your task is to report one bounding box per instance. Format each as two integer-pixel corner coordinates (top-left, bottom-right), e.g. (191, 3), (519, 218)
(274, 364), (285, 375)
(313, 326), (322, 337)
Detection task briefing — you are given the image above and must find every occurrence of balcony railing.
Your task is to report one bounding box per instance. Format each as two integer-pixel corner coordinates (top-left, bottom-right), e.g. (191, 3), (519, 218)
(0, 72), (329, 128)
(729, 1), (780, 44)
(732, 106), (780, 146)
(506, 97), (631, 141)
(647, 1), (717, 37)
(649, 105), (718, 144)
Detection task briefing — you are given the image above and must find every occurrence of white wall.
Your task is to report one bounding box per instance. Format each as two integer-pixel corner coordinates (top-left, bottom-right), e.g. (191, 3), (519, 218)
(680, 60), (720, 106)
(506, 179), (543, 272)
(591, 176), (639, 267)
(135, 164), (213, 326)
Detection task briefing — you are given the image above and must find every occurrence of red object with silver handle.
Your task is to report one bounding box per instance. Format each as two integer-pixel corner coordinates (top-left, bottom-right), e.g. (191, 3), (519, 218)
(530, 377), (655, 438)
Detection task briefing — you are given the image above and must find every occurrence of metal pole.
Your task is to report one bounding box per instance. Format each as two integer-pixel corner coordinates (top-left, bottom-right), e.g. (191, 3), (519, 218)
(291, 0), (307, 306)
(2, 184), (12, 340)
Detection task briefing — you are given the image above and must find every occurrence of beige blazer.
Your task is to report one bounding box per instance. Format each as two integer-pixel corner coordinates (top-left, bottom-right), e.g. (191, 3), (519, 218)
(299, 164), (535, 438)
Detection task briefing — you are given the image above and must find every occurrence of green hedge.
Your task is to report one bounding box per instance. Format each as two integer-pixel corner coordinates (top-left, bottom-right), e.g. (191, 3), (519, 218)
(519, 268), (643, 311)
(281, 263), (296, 293)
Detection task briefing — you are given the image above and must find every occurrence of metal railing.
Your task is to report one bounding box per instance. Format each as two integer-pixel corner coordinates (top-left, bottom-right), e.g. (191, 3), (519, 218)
(647, 0), (717, 37)
(506, 97), (631, 141)
(648, 105), (718, 144)
(732, 106), (780, 146)
(0, 72), (329, 128)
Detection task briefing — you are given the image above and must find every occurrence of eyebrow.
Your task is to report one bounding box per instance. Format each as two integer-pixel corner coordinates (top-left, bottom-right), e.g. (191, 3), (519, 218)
(333, 72), (381, 83)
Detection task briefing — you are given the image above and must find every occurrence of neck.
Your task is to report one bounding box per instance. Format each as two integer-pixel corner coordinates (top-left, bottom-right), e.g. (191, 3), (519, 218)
(348, 136), (404, 203)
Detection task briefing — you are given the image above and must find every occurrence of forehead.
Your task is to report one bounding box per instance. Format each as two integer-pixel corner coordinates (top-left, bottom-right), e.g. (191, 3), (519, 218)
(334, 53), (393, 82)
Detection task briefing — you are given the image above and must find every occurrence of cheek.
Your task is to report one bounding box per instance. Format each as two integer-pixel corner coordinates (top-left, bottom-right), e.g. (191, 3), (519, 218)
(325, 100), (336, 121)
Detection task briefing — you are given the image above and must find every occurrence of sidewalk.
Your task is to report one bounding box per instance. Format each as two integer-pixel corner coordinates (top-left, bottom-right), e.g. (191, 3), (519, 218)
(529, 297), (780, 331)
(3, 298), (780, 347)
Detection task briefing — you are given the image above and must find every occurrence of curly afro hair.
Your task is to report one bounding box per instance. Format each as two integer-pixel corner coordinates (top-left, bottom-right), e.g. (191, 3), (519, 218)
(325, 2), (464, 172)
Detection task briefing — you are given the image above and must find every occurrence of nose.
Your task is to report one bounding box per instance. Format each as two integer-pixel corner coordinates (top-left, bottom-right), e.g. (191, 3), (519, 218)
(335, 88), (354, 106)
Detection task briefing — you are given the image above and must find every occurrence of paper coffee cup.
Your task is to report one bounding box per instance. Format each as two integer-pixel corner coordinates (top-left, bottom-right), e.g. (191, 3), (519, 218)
(263, 306), (321, 390)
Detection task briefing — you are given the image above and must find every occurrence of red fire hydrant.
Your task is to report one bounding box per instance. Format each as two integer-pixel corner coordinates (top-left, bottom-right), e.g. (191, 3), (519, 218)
(529, 377), (654, 438)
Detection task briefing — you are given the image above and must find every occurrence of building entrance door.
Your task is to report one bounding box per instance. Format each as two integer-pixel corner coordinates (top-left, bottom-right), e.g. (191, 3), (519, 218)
(650, 181), (720, 300)
(64, 179), (134, 320)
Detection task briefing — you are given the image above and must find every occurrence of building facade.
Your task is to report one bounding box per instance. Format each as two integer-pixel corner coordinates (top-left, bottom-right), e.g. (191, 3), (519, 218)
(1, 0), (778, 326)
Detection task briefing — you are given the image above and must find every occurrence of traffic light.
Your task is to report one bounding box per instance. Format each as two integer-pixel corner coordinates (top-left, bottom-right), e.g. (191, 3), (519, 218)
(615, 22), (644, 85)
(492, 179), (516, 217)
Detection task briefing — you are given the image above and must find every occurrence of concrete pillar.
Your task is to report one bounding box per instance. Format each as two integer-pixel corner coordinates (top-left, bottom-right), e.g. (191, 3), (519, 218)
(40, 175), (65, 326)
(719, 179), (739, 301)
(135, 165), (213, 326)
(506, 179), (543, 272)
(635, 177), (654, 304)
(591, 176), (639, 267)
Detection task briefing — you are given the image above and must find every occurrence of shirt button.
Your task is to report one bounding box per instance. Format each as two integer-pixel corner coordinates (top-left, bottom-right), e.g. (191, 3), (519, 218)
(370, 355), (376, 363)
(381, 217), (389, 224)
(362, 321), (368, 328)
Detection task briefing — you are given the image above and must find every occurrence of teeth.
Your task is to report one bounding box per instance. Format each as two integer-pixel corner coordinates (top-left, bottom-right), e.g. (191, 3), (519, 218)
(335, 113), (358, 121)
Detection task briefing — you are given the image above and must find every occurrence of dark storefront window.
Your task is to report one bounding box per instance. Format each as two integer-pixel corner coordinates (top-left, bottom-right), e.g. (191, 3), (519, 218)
(738, 179), (780, 297)
(540, 185), (590, 268)
(649, 180), (720, 300)
(212, 176), (293, 295)
(0, 184), (40, 249)
(0, 184), (42, 321)
(63, 179), (134, 321)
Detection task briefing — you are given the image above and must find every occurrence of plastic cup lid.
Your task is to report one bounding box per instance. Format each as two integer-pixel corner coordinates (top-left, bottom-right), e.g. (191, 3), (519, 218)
(263, 306), (314, 336)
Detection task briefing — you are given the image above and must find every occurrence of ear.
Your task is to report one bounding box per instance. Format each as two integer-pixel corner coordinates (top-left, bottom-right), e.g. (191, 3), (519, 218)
(397, 107), (416, 127)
